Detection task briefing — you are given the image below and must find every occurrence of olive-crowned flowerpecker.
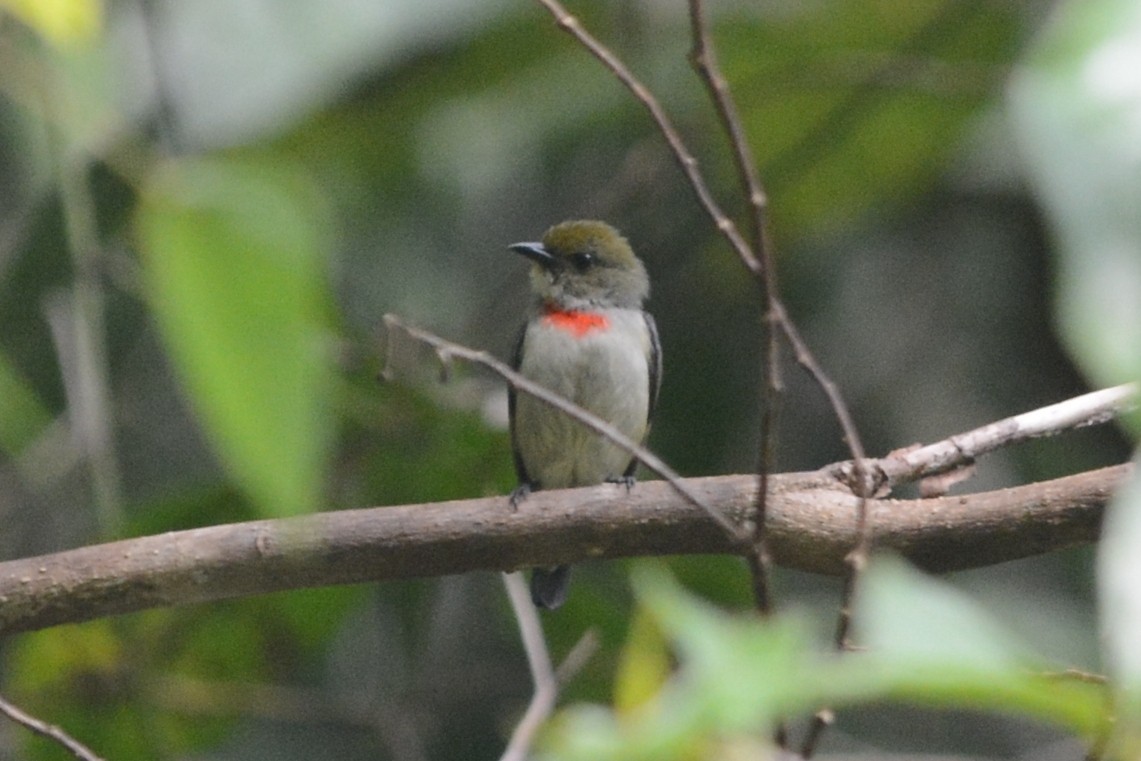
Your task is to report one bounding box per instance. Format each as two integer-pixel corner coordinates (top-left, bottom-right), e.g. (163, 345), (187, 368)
(508, 220), (661, 609)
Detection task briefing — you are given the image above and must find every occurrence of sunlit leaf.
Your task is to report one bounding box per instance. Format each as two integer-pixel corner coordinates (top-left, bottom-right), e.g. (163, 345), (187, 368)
(0, 0), (102, 47)
(613, 607), (670, 713)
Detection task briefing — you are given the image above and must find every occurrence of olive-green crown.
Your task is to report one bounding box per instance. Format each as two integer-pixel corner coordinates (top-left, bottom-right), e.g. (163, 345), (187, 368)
(520, 220), (649, 309)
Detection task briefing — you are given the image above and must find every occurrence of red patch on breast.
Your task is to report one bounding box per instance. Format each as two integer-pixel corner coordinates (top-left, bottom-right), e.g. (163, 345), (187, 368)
(542, 306), (610, 337)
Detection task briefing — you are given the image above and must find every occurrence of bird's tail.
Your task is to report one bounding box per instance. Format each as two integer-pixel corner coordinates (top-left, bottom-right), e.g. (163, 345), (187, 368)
(530, 566), (572, 609)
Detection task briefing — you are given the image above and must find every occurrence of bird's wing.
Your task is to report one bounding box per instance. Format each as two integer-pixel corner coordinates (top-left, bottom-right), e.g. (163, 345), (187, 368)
(645, 312), (663, 423)
(508, 324), (533, 486)
(623, 312), (662, 481)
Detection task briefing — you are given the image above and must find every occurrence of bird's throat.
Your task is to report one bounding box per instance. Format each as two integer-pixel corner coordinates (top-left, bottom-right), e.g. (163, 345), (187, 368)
(541, 305), (610, 337)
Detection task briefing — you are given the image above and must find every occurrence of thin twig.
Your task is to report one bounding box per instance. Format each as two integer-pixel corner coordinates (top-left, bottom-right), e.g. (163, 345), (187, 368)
(686, 0), (782, 622)
(384, 315), (744, 541)
(686, 3), (789, 746)
(691, 5), (875, 753)
(554, 629), (600, 687)
(864, 382), (1139, 491)
(42, 65), (126, 538)
(686, 0), (769, 258)
(0, 694), (105, 761)
(533, 0), (759, 275)
(501, 572), (558, 761)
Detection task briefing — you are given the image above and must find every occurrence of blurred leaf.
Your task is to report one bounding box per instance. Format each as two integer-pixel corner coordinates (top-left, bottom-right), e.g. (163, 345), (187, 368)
(541, 564), (816, 761)
(153, 1), (511, 147)
(613, 607), (670, 713)
(0, 350), (51, 455)
(1008, 0), (1141, 435)
(542, 561), (1105, 760)
(1098, 450), (1141, 747)
(721, 0), (1020, 233)
(856, 555), (1032, 669)
(856, 557), (1106, 735)
(135, 157), (334, 517)
(0, 0), (101, 47)
(5, 583), (356, 760)
(7, 620), (159, 760)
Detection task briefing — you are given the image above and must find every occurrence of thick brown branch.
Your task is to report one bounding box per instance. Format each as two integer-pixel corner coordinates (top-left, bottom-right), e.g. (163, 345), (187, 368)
(0, 464), (1127, 637)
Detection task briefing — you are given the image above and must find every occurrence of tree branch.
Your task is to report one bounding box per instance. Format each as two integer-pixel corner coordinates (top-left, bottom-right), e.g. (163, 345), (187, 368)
(0, 463), (1126, 637)
(500, 572), (557, 761)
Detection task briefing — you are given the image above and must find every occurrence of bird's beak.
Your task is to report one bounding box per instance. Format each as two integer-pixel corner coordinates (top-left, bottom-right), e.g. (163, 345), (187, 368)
(509, 242), (557, 269)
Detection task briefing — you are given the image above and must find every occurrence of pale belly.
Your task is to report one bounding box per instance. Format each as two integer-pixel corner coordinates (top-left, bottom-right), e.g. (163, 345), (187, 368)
(513, 316), (651, 489)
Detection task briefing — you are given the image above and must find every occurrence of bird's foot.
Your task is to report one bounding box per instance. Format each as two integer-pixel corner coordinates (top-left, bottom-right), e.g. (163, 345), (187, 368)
(509, 483), (535, 511)
(606, 474), (637, 493)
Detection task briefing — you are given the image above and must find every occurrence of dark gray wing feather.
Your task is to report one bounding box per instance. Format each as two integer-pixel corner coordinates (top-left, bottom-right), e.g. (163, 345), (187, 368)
(645, 312), (662, 422)
(508, 325), (533, 486)
(622, 312), (662, 479)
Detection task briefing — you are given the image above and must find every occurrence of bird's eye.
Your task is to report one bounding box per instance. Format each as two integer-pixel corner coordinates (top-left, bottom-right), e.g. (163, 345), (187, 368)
(569, 252), (594, 272)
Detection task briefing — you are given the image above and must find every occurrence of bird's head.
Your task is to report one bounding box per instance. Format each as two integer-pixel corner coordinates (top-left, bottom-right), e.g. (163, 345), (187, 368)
(510, 220), (649, 310)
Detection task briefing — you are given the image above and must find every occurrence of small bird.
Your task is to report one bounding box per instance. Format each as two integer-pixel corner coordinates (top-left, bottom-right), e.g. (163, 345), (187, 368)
(508, 220), (661, 609)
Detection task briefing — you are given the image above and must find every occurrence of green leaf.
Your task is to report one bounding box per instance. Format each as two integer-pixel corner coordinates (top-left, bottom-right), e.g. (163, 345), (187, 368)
(135, 157), (334, 517)
(613, 607), (671, 714)
(856, 556), (1032, 669)
(543, 561), (1106, 761)
(722, 0), (1022, 233)
(856, 557), (1106, 735)
(542, 564), (819, 761)
(0, 0), (102, 48)
(1008, 0), (1141, 435)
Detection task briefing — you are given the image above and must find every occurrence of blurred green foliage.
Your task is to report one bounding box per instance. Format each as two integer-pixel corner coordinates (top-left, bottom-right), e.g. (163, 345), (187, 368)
(135, 156), (335, 518)
(0, 0), (1137, 759)
(542, 561), (1106, 760)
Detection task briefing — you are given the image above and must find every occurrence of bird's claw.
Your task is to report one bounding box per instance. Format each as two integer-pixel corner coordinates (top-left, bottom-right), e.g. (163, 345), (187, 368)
(509, 483), (534, 511)
(606, 475), (637, 493)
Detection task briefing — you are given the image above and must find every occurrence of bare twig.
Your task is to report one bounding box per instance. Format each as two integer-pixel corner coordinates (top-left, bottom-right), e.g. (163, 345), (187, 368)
(686, 4), (790, 746)
(554, 629), (600, 687)
(861, 382), (1139, 491)
(686, 0), (769, 256)
(0, 694), (105, 761)
(501, 576), (599, 759)
(686, 0), (782, 625)
(686, 6), (872, 749)
(384, 315), (743, 541)
(800, 708), (835, 758)
(501, 572), (558, 761)
(533, 0), (758, 274)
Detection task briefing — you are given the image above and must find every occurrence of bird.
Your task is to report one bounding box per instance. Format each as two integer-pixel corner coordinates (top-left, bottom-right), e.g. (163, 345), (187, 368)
(507, 220), (661, 609)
